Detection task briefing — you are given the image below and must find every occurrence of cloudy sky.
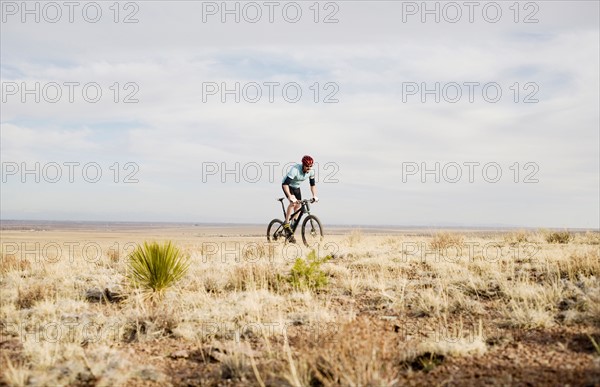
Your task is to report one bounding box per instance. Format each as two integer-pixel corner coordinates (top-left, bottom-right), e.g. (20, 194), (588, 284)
(1, 1), (598, 228)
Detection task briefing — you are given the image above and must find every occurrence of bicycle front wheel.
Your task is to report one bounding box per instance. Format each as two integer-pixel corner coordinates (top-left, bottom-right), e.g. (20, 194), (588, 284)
(301, 215), (323, 247)
(267, 219), (285, 242)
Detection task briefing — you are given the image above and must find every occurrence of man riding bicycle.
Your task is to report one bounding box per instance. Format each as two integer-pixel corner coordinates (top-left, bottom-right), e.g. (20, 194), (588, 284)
(282, 155), (319, 241)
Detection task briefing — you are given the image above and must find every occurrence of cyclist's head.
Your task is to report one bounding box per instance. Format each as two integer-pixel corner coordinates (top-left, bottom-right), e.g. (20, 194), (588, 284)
(302, 155), (314, 168)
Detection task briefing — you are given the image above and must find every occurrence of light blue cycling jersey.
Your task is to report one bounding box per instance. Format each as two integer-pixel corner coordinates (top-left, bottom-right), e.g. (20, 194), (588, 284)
(282, 163), (315, 188)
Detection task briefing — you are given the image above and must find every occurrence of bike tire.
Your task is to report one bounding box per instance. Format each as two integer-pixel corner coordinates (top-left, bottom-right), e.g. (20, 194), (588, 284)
(301, 215), (324, 247)
(267, 219), (285, 242)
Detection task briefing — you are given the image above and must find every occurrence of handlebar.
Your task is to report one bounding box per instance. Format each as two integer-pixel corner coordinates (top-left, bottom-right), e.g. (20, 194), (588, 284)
(277, 198), (318, 204)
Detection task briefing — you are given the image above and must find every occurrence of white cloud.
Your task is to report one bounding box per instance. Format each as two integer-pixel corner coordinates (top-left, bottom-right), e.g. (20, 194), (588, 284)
(1, 1), (598, 227)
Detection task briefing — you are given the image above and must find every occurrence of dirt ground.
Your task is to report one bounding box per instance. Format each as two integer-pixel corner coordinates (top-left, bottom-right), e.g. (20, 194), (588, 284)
(1, 224), (599, 386)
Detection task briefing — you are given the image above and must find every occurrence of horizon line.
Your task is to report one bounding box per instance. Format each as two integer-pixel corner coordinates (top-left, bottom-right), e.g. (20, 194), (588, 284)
(0, 219), (597, 231)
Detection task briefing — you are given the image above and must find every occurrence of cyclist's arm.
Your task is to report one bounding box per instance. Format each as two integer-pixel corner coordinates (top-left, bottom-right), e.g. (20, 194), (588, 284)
(309, 171), (317, 198)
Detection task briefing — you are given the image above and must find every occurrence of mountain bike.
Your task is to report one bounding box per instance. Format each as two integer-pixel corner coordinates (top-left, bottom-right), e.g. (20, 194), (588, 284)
(267, 198), (323, 247)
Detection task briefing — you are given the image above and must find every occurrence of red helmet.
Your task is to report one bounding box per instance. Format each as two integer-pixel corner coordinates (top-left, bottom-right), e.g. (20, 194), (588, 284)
(302, 155), (314, 167)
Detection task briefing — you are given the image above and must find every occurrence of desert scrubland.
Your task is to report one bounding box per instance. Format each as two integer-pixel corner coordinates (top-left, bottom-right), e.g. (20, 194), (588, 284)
(1, 225), (599, 386)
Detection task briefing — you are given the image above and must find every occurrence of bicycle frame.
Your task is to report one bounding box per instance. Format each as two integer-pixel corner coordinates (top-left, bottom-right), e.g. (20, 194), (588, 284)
(279, 199), (312, 233)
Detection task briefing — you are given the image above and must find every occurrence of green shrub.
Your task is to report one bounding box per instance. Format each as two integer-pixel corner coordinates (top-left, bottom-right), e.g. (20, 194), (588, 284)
(545, 231), (573, 244)
(288, 250), (331, 291)
(128, 241), (190, 298)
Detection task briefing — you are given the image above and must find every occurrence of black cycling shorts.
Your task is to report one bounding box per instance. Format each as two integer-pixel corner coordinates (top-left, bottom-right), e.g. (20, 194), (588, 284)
(282, 186), (301, 201)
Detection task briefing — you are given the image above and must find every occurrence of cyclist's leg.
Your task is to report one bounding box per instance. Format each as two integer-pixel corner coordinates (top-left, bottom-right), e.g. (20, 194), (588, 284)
(286, 189), (301, 243)
(291, 187), (302, 222)
(282, 186), (292, 223)
(283, 187), (301, 224)
(281, 187), (302, 233)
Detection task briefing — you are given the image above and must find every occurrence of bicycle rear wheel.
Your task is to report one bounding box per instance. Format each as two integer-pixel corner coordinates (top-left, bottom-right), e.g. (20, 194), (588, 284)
(301, 215), (323, 247)
(267, 219), (285, 242)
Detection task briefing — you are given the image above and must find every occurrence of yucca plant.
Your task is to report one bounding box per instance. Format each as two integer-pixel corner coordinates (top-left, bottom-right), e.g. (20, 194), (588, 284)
(127, 241), (190, 298)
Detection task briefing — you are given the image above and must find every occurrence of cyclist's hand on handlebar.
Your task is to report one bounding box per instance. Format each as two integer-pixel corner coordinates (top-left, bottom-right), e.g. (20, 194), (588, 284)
(289, 196), (297, 203)
(312, 197), (319, 203)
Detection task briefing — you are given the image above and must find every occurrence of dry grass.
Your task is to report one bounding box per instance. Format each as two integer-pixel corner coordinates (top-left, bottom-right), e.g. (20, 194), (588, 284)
(229, 263), (284, 292)
(429, 232), (465, 252)
(345, 229), (363, 247)
(416, 319), (487, 358)
(16, 283), (57, 309)
(1, 228), (599, 385)
(557, 250), (600, 280)
(297, 317), (400, 386)
(219, 342), (252, 380)
(503, 229), (534, 245)
(1, 253), (31, 274)
(545, 230), (574, 244)
(3, 358), (28, 387)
